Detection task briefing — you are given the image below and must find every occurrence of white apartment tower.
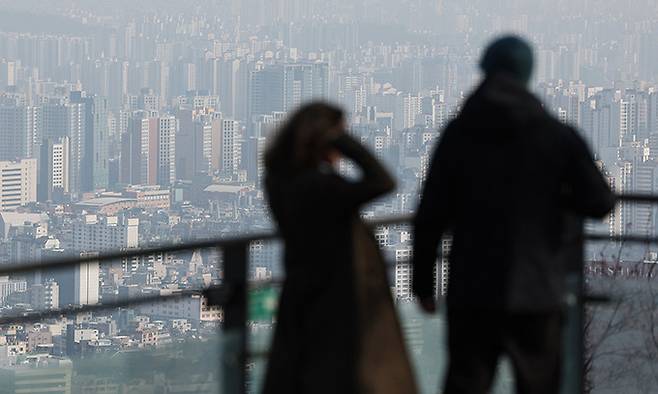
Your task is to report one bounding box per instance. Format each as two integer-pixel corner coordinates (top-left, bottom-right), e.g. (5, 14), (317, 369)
(394, 244), (414, 301)
(218, 118), (241, 174)
(38, 137), (70, 201)
(75, 259), (100, 306)
(51, 139), (69, 192)
(158, 116), (177, 186)
(0, 158), (37, 210)
(393, 237), (451, 302)
(395, 93), (422, 131)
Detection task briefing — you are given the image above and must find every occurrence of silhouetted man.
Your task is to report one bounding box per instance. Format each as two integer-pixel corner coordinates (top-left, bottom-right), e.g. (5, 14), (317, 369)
(412, 36), (615, 394)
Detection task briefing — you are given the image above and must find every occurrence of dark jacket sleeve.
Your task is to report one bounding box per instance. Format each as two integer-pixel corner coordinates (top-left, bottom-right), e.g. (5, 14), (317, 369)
(316, 134), (396, 209)
(412, 125), (458, 300)
(562, 126), (616, 218)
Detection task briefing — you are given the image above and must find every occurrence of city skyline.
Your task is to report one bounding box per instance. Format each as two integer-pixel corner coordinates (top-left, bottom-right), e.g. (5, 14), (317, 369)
(0, 1), (652, 393)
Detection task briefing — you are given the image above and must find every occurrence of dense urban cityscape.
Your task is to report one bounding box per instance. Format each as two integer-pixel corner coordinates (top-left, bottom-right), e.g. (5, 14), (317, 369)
(0, 0), (651, 392)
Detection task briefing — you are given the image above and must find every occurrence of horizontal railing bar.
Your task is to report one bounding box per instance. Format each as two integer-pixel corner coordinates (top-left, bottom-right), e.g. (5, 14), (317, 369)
(0, 288), (205, 325)
(366, 214), (413, 227)
(0, 233), (276, 276)
(585, 234), (658, 243)
(617, 193), (658, 203)
(0, 279), (281, 325)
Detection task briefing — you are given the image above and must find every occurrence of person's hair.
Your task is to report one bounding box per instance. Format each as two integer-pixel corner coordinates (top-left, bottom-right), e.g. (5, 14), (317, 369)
(264, 102), (344, 177)
(480, 35), (534, 84)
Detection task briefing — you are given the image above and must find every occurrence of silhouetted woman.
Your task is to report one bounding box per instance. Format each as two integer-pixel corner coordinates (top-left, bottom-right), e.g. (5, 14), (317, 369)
(263, 102), (417, 394)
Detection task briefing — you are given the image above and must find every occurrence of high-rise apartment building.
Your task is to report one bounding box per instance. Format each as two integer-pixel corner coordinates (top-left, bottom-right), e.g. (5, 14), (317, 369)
(393, 237), (451, 302)
(395, 93), (422, 131)
(121, 111), (178, 187)
(0, 158), (37, 210)
(140, 114), (159, 186)
(75, 260), (99, 306)
(217, 118), (241, 175)
(70, 92), (109, 192)
(157, 115), (177, 186)
(38, 137), (70, 202)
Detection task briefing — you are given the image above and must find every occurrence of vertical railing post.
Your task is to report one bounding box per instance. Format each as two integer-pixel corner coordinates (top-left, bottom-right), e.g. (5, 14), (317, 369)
(562, 217), (585, 394)
(222, 241), (249, 394)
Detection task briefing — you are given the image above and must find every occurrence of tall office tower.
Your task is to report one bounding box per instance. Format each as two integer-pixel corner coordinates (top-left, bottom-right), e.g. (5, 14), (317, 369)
(174, 109), (199, 181)
(248, 62), (329, 124)
(174, 112), (217, 180)
(394, 93), (423, 131)
(120, 112), (146, 185)
(72, 215), (139, 252)
(105, 60), (128, 111)
(157, 116), (177, 186)
(66, 98), (86, 194)
(0, 104), (29, 160)
(216, 58), (248, 119)
(248, 64), (284, 123)
(41, 102), (70, 139)
(0, 159), (37, 210)
(211, 118), (241, 175)
(89, 96), (109, 191)
(38, 137), (70, 202)
(70, 92), (109, 192)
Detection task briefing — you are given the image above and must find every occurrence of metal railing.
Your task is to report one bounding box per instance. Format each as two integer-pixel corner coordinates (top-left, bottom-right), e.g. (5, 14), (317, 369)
(0, 195), (655, 393)
(0, 214), (411, 393)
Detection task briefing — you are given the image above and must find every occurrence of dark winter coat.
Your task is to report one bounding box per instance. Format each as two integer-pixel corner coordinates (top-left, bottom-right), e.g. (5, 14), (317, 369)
(264, 134), (417, 394)
(412, 74), (616, 312)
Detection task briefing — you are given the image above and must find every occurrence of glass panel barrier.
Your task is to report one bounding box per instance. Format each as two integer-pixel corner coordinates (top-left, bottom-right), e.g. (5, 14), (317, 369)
(0, 309), (224, 393)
